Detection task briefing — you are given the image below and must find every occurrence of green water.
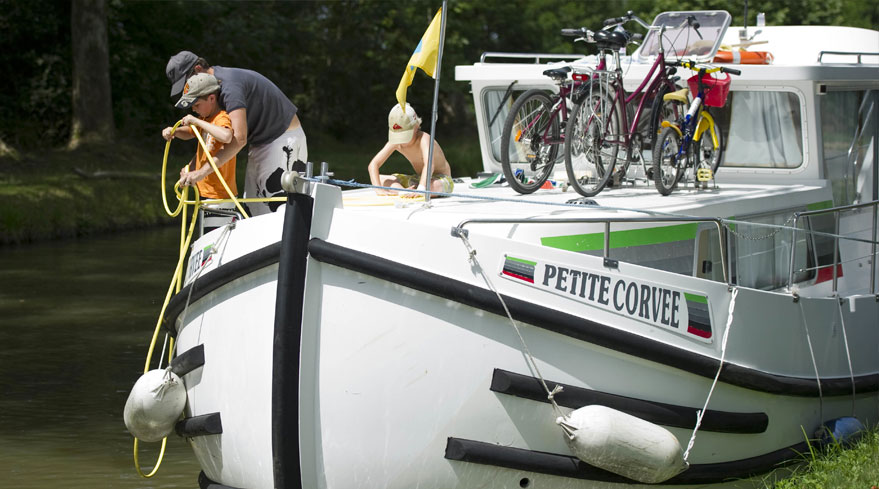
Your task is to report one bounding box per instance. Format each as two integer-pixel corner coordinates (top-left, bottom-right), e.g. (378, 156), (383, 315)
(0, 226), (201, 488)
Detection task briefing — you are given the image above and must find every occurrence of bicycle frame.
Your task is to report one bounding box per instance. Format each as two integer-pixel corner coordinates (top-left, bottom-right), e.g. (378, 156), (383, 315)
(609, 49), (674, 145)
(522, 81), (578, 148)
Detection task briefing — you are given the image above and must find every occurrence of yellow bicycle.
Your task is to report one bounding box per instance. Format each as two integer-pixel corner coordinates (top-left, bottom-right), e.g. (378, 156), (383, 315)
(652, 60), (740, 195)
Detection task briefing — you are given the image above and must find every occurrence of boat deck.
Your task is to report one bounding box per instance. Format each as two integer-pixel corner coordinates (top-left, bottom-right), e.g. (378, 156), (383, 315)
(339, 177), (832, 226)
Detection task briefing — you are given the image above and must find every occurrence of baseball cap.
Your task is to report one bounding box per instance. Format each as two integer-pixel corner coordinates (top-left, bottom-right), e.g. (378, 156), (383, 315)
(175, 73), (220, 109)
(388, 103), (422, 144)
(167, 51), (199, 96)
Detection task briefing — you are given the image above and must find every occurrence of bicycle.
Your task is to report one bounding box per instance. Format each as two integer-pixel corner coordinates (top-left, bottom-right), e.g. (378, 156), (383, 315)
(652, 60), (740, 195)
(564, 12), (703, 197)
(498, 26), (636, 194)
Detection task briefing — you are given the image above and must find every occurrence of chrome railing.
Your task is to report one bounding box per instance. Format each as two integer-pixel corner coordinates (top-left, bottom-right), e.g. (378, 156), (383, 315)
(454, 216), (730, 285)
(788, 201), (879, 294)
(479, 52), (584, 64)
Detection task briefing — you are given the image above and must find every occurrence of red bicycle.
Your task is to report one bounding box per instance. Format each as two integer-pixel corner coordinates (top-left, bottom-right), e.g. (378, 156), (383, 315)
(564, 12), (719, 197)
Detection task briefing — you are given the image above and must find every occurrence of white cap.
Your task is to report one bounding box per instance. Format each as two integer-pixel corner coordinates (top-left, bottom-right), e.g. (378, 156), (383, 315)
(388, 103), (421, 144)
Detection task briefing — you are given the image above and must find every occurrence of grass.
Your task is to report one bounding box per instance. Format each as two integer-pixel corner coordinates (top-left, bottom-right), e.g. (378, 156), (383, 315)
(0, 131), (483, 245)
(760, 427), (879, 488)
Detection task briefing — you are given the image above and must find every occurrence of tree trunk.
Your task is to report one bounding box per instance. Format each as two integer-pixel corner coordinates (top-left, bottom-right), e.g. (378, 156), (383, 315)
(69, 0), (115, 149)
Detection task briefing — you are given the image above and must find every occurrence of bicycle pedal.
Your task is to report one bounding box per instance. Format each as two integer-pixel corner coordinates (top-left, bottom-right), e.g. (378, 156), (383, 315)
(696, 168), (713, 182)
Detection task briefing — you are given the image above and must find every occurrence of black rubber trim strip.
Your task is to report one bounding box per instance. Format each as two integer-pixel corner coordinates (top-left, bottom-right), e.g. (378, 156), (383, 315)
(272, 193), (313, 489)
(307, 238), (879, 397)
(176, 412), (222, 437)
(491, 368), (768, 433)
(170, 344), (205, 377)
(198, 471), (242, 489)
(162, 241), (282, 336)
(444, 437), (809, 484)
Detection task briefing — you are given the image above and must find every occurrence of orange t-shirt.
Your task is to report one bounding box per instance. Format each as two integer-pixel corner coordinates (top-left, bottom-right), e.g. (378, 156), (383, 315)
(194, 110), (237, 199)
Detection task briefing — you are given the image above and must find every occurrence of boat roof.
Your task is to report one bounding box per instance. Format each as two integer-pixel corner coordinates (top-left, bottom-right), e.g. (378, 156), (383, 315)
(456, 25), (879, 85)
(339, 178), (832, 226)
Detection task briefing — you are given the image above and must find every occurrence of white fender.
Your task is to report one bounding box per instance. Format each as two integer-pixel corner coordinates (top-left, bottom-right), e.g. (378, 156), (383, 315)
(557, 405), (688, 483)
(123, 368), (186, 442)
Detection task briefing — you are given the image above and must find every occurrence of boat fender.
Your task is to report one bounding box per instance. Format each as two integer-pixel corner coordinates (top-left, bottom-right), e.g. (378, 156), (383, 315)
(123, 368), (187, 442)
(557, 405), (688, 483)
(815, 416), (865, 447)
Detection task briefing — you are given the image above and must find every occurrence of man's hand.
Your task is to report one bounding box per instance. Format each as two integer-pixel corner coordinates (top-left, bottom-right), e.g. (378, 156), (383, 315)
(162, 127), (175, 141)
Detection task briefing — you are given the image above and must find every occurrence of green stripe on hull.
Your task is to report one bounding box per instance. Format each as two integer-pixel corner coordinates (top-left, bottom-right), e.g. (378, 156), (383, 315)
(806, 200), (833, 211)
(506, 256), (537, 266)
(541, 223), (700, 252)
(684, 292), (708, 304)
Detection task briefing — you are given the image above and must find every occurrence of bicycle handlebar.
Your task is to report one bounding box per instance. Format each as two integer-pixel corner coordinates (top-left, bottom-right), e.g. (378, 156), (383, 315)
(669, 59), (742, 76)
(560, 27), (591, 38)
(603, 11), (651, 29)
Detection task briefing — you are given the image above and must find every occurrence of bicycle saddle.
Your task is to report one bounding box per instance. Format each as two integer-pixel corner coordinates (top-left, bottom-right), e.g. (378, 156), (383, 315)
(542, 66), (572, 81)
(594, 30), (630, 50)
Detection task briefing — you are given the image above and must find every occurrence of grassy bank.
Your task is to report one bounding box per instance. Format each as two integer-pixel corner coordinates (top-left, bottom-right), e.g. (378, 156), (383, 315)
(0, 131), (482, 245)
(763, 428), (879, 488)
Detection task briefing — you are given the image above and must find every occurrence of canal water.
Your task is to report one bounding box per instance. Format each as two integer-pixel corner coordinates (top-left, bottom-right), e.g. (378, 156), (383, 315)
(0, 226), (202, 488)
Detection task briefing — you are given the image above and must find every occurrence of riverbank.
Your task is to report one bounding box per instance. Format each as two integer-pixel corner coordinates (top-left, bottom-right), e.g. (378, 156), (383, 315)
(0, 133), (482, 245)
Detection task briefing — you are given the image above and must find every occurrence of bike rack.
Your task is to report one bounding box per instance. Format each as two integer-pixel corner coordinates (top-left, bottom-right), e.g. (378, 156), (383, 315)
(480, 52), (584, 64)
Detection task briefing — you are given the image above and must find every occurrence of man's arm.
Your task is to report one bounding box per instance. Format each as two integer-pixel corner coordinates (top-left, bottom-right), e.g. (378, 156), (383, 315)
(209, 108), (247, 167)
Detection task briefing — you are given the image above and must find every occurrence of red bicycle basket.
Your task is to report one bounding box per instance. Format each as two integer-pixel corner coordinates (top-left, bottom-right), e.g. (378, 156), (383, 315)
(687, 72), (731, 107)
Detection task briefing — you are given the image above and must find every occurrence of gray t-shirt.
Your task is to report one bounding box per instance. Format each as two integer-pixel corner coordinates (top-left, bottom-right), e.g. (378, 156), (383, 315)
(213, 66), (297, 147)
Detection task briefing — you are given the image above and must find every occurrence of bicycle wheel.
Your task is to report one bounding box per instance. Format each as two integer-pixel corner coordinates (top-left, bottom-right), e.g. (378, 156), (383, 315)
(652, 126), (686, 196)
(694, 115), (725, 176)
(648, 82), (687, 145)
(564, 80), (620, 197)
(500, 89), (559, 194)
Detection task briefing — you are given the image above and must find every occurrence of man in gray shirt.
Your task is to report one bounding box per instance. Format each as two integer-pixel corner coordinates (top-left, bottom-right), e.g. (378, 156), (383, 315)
(166, 51), (307, 215)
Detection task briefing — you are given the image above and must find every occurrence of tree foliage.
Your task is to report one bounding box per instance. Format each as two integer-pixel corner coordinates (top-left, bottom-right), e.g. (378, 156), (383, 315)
(0, 0), (875, 152)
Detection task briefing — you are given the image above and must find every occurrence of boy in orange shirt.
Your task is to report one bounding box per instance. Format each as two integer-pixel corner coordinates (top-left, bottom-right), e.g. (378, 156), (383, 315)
(161, 72), (237, 201)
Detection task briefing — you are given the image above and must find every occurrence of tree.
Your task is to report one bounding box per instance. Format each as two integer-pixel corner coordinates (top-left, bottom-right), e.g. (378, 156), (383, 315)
(69, 0), (114, 149)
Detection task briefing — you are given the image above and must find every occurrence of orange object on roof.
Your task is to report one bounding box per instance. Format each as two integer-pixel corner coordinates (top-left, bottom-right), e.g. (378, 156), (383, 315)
(714, 50), (774, 64)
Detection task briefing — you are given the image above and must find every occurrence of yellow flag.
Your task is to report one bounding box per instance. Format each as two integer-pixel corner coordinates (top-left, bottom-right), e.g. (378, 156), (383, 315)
(396, 7), (442, 109)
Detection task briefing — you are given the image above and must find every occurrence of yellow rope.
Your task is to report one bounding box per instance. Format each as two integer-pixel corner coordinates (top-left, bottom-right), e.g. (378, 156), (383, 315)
(138, 117), (284, 477)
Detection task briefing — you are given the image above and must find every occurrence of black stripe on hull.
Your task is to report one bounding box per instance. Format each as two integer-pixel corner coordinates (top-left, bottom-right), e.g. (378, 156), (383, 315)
(272, 193), (313, 489)
(445, 437), (808, 484)
(176, 412), (222, 437)
(491, 368), (768, 433)
(307, 238), (879, 397)
(170, 344), (205, 377)
(163, 241), (282, 336)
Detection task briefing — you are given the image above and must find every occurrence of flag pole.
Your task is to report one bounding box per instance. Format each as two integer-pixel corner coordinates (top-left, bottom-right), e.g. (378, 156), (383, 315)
(424, 1), (447, 206)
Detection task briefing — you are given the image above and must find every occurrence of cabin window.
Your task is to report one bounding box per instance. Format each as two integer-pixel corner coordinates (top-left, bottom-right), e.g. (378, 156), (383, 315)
(483, 87), (557, 164)
(719, 91), (804, 168)
(694, 224), (725, 282)
(820, 89), (877, 205)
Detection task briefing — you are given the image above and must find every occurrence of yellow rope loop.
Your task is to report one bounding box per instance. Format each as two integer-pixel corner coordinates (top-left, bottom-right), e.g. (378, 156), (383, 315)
(133, 437), (168, 478)
(161, 120), (187, 217)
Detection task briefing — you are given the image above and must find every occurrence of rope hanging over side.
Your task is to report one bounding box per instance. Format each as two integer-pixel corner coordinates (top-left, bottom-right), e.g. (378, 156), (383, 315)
(457, 232), (565, 418)
(682, 286), (738, 462)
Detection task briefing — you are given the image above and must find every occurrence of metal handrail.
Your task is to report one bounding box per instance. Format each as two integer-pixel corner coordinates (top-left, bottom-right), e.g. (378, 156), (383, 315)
(455, 216), (729, 284)
(788, 200), (879, 294)
(480, 52), (584, 64)
(817, 51), (879, 64)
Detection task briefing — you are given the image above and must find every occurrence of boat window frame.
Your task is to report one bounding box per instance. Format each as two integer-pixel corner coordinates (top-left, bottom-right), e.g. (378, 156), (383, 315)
(479, 84), (560, 168)
(716, 84), (809, 171)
